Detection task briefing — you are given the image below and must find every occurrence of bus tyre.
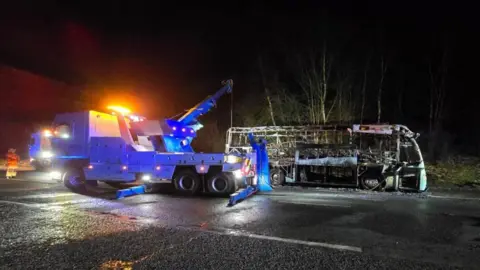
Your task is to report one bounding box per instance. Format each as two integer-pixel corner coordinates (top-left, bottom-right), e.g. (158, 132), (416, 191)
(173, 169), (201, 195)
(270, 168), (285, 186)
(206, 172), (236, 196)
(63, 168), (86, 190)
(360, 174), (386, 191)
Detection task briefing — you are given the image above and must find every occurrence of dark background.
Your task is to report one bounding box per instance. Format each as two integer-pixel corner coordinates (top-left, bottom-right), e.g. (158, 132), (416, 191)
(0, 1), (478, 158)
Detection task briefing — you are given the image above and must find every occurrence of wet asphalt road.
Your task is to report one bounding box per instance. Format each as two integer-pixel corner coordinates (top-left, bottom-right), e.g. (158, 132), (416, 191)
(1, 172), (480, 269)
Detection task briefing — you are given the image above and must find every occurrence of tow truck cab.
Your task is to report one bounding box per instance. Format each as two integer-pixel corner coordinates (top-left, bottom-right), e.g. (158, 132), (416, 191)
(49, 110), (253, 196)
(28, 130), (53, 170)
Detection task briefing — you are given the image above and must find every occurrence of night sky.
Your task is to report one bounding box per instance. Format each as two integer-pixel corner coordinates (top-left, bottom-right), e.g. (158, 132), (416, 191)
(0, 1), (479, 155)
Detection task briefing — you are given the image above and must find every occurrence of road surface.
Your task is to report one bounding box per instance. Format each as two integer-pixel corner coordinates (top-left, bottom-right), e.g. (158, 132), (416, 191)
(1, 172), (480, 269)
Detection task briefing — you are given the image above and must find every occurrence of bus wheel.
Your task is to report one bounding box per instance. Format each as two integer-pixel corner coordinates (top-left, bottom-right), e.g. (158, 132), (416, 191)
(270, 168), (285, 186)
(360, 174), (386, 191)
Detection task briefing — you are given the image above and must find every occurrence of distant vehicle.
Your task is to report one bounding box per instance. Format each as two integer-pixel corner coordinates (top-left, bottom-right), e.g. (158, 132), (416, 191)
(28, 130), (53, 170)
(226, 124), (427, 192)
(46, 80), (257, 196)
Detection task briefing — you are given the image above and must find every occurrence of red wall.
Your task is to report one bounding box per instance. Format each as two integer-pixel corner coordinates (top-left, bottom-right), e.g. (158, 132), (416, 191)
(0, 65), (78, 157)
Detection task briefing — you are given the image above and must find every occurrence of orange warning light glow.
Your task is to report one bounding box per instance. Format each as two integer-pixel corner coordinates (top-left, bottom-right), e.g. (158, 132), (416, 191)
(107, 105), (131, 115)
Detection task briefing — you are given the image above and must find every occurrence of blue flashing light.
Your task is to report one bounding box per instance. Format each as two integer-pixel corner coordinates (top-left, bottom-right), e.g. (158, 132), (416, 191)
(55, 155), (89, 159)
(165, 119), (196, 138)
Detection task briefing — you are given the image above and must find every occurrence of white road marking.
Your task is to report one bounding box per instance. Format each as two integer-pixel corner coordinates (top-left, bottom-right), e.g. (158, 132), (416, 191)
(271, 197), (352, 207)
(429, 195), (480, 201)
(0, 198), (95, 209)
(0, 200), (40, 208)
(42, 199), (95, 206)
(276, 200), (351, 208)
(15, 192), (75, 199)
(0, 178), (59, 184)
(209, 229), (362, 252)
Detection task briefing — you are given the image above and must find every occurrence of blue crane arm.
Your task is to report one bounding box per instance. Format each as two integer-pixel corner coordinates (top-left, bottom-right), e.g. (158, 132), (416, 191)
(176, 79), (233, 127)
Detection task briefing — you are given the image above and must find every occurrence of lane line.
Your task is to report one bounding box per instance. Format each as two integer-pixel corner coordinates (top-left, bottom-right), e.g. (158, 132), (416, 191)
(275, 200), (351, 208)
(15, 192), (75, 199)
(0, 199), (95, 208)
(0, 200), (40, 208)
(0, 188), (52, 193)
(0, 178), (59, 184)
(208, 229), (362, 252)
(43, 199), (96, 206)
(429, 195), (480, 201)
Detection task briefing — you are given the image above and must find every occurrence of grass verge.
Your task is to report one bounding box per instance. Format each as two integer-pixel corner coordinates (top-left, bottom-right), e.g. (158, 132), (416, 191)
(426, 156), (480, 186)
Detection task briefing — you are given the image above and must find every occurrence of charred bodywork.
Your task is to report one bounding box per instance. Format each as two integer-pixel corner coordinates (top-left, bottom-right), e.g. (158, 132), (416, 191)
(226, 124), (427, 192)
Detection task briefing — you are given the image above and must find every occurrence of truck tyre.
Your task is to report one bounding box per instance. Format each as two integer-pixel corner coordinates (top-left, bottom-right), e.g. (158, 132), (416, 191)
(206, 172), (237, 196)
(173, 169), (201, 195)
(63, 168), (86, 191)
(270, 167), (285, 186)
(39, 159), (52, 170)
(85, 180), (98, 187)
(32, 160), (52, 172)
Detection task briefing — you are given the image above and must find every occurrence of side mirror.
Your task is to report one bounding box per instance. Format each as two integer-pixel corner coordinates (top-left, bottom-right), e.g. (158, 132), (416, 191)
(415, 133), (420, 139)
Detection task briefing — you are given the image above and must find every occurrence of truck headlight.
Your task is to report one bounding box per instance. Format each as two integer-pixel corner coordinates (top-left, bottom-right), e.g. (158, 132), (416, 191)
(40, 151), (54, 158)
(225, 155), (242, 164)
(233, 169), (243, 179)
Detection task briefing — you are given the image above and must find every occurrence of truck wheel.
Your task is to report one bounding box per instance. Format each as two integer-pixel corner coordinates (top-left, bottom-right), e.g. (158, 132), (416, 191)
(270, 168), (285, 186)
(173, 169), (201, 195)
(39, 159), (52, 169)
(85, 180), (98, 187)
(206, 172), (236, 196)
(33, 160), (51, 172)
(63, 169), (85, 190)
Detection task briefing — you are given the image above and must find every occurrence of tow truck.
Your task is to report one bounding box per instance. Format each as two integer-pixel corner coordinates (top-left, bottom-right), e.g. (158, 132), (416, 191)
(28, 129), (54, 170)
(47, 80), (270, 203)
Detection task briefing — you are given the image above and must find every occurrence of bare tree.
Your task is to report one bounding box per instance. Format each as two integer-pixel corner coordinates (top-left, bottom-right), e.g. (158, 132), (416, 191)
(428, 44), (448, 134)
(427, 40), (449, 161)
(396, 84), (404, 121)
(271, 88), (305, 124)
(376, 55), (388, 123)
(333, 65), (354, 123)
(258, 55), (277, 126)
(360, 53), (371, 124)
(299, 42), (336, 125)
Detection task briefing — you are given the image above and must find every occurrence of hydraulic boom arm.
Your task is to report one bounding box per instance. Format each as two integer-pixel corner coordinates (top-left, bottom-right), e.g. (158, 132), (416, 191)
(176, 79), (233, 129)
